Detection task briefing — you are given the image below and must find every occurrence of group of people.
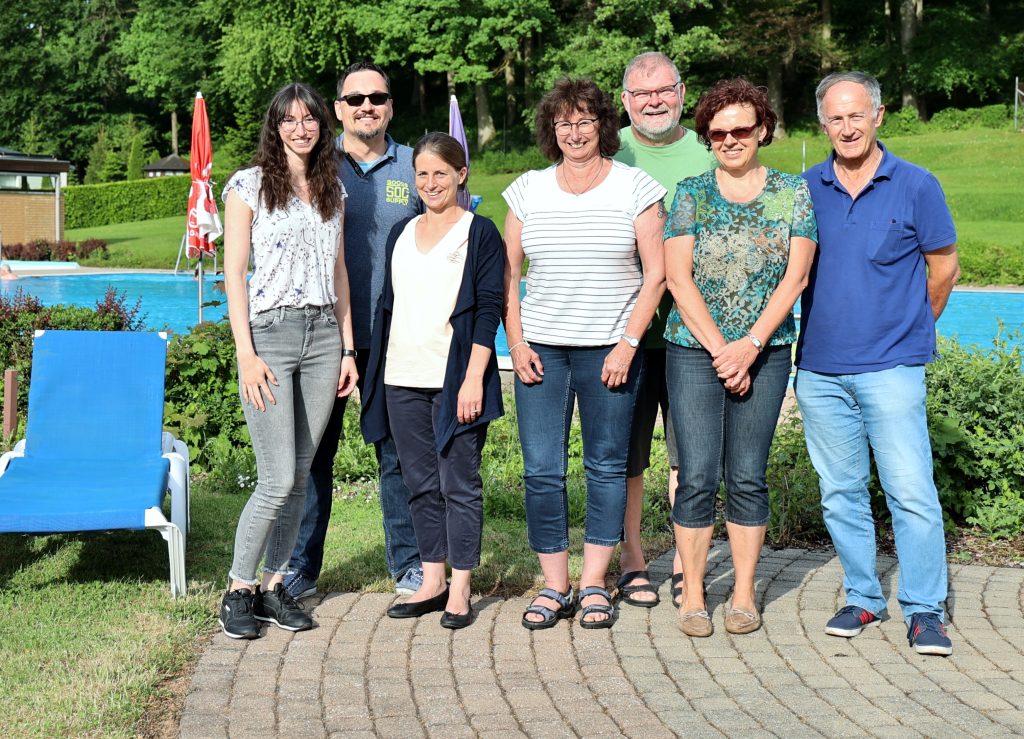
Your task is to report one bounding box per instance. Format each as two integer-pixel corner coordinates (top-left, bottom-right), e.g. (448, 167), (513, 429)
(218, 53), (960, 658)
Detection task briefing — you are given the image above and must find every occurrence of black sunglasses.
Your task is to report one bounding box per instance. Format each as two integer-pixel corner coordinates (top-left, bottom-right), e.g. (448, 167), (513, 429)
(338, 92), (391, 106)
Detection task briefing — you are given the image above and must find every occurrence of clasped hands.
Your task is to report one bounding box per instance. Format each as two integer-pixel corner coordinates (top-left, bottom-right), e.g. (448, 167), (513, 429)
(711, 339), (757, 396)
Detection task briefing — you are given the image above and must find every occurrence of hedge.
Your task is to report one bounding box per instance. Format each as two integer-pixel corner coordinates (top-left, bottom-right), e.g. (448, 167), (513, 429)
(64, 169), (231, 229)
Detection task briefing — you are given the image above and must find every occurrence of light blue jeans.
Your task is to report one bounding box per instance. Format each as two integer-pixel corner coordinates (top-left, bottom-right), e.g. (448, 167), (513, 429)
(794, 365), (947, 623)
(229, 306), (341, 585)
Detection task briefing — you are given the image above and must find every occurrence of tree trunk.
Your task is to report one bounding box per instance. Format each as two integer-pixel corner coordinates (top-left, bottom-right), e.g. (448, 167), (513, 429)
(523, 34), (535, 110)
(504, 50), (517, 133)
(475, 83), (496, 151)
(411, 70), (427, 119)
(820, 0), (833, 74)
(900, 0), (923, 115)
(766, 60), (786, 138)
(171, 110), (178, 157)
(446, 71), (456, 101)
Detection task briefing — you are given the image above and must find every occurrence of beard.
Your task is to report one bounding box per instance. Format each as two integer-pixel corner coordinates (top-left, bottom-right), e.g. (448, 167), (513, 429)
(630, 109), (680, 142)
(353, 122), (386, 141)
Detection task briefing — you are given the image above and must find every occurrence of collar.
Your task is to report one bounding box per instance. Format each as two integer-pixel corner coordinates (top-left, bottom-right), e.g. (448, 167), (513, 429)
(336, 133), (398, 169)
(819, 140), (894, 185)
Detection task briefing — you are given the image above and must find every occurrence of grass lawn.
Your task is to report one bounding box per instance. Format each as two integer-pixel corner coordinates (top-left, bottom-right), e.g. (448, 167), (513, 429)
(67, 128), (1024, 284)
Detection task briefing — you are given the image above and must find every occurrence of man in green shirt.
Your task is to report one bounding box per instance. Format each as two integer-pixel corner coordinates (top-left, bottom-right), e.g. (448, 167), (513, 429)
(613, 51), (716, 609)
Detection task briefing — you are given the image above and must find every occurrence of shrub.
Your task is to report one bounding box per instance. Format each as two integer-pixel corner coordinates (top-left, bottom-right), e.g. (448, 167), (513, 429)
(885, 107), (925, 135)
(474, 147), (549, 175)
(0, 239), (107, 262)
(75, 239), (108, 260)
(766, 414), (829, 546)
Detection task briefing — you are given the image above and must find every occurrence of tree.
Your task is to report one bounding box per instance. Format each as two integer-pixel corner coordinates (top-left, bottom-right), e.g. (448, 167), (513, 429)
(126, 132), (145, 180)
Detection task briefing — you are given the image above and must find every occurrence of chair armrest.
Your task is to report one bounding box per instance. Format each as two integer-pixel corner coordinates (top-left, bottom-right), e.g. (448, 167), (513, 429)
(0, 440), (26, 476)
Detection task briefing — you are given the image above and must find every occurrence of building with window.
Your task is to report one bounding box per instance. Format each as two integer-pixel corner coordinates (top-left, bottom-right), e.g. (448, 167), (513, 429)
(0, 148), (70, 246)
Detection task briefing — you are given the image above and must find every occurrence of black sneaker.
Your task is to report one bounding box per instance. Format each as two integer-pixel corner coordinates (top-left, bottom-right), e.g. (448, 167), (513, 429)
(220, 588), (261, 639)
(825, 605), (881, 637)
(254, 583), (313, 632)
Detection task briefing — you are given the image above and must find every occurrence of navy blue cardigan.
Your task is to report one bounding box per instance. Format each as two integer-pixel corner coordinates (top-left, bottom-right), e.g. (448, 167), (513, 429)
(360, 213), (506, 452)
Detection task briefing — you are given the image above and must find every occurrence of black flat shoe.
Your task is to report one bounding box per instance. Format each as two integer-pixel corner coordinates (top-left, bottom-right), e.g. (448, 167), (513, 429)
(387, 589), (450, 619)
(440, 605), (474, 630)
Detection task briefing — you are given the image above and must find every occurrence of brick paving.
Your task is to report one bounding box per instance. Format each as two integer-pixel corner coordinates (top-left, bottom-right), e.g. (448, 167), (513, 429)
(180, 544), (1024, 738)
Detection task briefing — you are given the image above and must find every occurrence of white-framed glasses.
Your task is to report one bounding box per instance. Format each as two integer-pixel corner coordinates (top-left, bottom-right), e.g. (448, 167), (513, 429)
(625, 83), (681, 103)
(553, 118), (598, 136)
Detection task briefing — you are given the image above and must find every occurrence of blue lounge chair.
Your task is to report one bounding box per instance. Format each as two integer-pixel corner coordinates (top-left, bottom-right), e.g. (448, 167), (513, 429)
(0, 330), (190, 597)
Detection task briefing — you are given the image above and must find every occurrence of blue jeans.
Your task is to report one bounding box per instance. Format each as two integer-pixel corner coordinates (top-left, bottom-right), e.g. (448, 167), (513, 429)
(288, 352), (419, 581)
(794, 365), (947, 623)
(666, 343), (791, 528)
(515, 343), (643, 552)
(229, 306), (341, 584)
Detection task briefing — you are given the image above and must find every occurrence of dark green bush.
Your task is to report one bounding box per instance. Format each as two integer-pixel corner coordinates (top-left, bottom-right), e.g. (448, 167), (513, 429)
(884, 107), (925, 135)
(474, 147), (548, 175)
(64, 169), (232, 229)
(767, 414), (829, 546)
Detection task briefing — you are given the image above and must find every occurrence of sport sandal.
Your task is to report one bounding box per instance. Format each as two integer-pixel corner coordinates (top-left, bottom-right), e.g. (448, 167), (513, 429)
(670, 572), (684, 609)
(578, 586), (616, 629)
(617, 570), (660, 608)
(521, 586), (576, 630)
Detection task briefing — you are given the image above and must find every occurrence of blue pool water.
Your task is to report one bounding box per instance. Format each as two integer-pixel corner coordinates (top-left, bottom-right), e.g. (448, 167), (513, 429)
(1, 273), (1020, 354)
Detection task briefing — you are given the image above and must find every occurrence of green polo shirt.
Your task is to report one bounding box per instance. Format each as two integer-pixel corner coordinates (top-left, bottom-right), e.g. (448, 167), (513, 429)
(614, 126), (716, 348)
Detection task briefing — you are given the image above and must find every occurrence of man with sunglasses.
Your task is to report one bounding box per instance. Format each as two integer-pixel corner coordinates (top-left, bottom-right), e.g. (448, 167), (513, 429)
(797, 71), (960, 656)
(612, 52), (716, 610)
(285, 61), (424, 601)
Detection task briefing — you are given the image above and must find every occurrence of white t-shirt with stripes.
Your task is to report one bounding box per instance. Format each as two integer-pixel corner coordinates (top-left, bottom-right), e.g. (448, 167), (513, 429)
(502, 160), (666, 347)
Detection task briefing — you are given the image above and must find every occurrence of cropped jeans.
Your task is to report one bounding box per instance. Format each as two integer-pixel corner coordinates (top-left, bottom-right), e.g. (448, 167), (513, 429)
(515, 343), (643, 553)
(794, 365), (947, 623)
(228, 306), (341, 585)
(666, 343), (791, 528)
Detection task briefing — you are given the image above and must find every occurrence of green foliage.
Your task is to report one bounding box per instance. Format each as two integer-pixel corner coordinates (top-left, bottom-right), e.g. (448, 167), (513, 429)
(766, 415), (828, 546)
(83, 128), (111, 185)
(884, 107), (925, 136)
(163, 321), (248, 469)
(192, 434), (256, 496)
(65, 175), (191, 228)
(926, 332), (1024, 533)
(474, 147), (548, 175)
(0, 239), (107, 262)
(126, 133), (146, 180)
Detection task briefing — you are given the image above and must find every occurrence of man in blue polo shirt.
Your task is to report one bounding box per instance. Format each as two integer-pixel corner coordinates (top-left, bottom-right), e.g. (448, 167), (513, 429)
(796, 71), (960, 656)
(285, 62), (424, 600)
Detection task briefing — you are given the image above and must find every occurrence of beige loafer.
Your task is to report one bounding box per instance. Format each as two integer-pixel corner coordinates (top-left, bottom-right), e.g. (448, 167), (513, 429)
(677, 607), (713, 637)
(724, 601), (762, 634)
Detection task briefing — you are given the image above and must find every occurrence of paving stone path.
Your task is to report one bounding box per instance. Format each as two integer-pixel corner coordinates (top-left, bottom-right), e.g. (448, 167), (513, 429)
(179, 544), (1024, 738)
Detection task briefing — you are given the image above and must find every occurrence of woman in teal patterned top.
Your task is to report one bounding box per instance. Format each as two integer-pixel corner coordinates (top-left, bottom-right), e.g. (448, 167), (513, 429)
(664, 79), (817, 639)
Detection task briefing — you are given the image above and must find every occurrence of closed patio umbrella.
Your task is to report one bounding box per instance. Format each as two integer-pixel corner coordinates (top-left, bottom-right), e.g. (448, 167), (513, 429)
(448, 95), (480, 212)
(186, 92), (223, 323)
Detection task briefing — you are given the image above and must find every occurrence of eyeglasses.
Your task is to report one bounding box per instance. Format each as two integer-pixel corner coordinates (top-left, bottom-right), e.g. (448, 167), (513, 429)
(280, 116), (320, 132)
(707, 125), (759, 143)
(553, 118), (598, 136)
(338, 92), (391, 107)
(625, 84), (680, 103)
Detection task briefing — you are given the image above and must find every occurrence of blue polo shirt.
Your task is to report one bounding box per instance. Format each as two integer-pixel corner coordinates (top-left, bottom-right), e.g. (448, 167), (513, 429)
(796, 142), (956, 374)
(335, 133), (423, 348)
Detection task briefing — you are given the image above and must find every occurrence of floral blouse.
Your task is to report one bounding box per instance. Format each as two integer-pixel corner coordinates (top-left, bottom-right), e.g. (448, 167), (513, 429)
(663, 167), (817, 348)
(223, 166), (346, 316)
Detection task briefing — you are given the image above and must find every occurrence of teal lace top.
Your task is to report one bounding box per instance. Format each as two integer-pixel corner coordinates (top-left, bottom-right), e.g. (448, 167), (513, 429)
(663, 167), (817, 348)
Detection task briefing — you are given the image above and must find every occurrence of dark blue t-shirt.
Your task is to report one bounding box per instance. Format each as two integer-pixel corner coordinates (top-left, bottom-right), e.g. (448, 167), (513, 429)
(336, 134), (423, 348)
(796, 143), (956, 373)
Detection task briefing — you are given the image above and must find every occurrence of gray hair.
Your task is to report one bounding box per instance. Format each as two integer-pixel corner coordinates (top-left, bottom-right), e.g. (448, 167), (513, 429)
(815, 71), (882, 124)
(622, 52), (681, 90)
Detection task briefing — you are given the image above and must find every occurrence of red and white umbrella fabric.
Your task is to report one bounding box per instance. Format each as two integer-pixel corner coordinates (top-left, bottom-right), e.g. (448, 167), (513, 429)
(448, 95), (474, 211)
(186, 92), (222, 259)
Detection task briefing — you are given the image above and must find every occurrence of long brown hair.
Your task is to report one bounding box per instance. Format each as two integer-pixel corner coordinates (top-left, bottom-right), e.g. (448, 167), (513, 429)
(252, 82), (343, 221)
(535, 78), (620, 162)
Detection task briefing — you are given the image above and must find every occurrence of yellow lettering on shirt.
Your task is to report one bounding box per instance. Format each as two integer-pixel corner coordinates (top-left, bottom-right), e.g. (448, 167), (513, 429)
(386, 180), (410, 205)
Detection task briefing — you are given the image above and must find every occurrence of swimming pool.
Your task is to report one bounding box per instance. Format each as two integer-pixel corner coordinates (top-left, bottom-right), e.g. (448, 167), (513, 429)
(1, 273), (1019, 354)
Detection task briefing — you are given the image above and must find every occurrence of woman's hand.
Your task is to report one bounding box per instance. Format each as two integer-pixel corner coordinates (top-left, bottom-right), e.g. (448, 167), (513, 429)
(337, 356), (358, 398)
(511, 343), (544, 385)
(601, 341), (636, 389)
(239, 354), (278, 411)
(711, 339), (758, 383)
(723, 370), (752, 397)
(457, 376), (485, 424)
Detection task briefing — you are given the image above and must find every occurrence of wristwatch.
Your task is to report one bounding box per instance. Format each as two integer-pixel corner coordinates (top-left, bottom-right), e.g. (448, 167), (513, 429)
(746, 333), (763, 352)
(622, 334), (640, 349)
(342, 349), (358, 358)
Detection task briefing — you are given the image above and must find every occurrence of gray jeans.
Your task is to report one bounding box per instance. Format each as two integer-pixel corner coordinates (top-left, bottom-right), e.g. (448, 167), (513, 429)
(229, 305), (341, 584)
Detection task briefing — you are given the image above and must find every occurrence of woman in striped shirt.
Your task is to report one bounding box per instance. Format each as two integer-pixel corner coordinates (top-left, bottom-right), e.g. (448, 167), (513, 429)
(503, 78), (666, 630)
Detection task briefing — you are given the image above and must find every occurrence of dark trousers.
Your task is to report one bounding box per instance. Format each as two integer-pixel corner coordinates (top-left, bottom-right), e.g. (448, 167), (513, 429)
(385, 385), (487, 570)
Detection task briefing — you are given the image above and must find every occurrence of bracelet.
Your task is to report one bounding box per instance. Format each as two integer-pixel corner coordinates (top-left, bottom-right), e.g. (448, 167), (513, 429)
(746, 333), (763, 352)
(508, 340), (530, 353)
(341, 348), (358, 358)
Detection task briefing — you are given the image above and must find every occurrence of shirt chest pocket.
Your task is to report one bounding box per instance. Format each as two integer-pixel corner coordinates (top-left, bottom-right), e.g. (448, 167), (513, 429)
(866, 220), (911, 265)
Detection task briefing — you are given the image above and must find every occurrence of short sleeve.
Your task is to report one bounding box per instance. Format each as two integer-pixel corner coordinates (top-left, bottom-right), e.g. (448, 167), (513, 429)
(223, 167), (260, 211)
(914, 173), (957, 252)
(791, 180), (818, 242)
(501, 171), (531, 222)
(629, 168), (668, 219)
(664, 180), (698, 240)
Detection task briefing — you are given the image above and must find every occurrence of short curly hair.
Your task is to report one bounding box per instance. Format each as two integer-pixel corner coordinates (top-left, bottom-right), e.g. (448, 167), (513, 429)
(692, 78), (777, 150)
(535, 78), (620, 162)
